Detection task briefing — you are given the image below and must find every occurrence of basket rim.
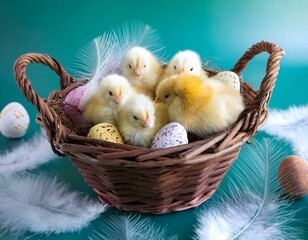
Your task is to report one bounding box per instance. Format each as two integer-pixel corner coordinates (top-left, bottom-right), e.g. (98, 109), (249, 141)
(14, 41), (285, 164)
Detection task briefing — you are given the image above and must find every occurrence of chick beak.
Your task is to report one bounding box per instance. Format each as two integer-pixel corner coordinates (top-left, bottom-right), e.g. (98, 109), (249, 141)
(133, 66), (141, 76)
(141, 118), (150, 128)
(114, 95), (123, 104)
(154, 97), (162, 104)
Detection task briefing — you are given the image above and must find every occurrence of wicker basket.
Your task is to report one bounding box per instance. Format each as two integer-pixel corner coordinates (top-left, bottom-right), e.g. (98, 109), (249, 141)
(14, 41), (284, 214)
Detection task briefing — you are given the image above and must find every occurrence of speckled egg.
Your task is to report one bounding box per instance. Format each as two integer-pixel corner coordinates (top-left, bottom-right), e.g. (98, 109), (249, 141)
(278, 155), (308, 199)
(0, 102), (30, 138)
(151, 122), (188, 149)
(211, 71), (241, 91)
(87, 123), (123, 144)
(64, 85), (88, 123)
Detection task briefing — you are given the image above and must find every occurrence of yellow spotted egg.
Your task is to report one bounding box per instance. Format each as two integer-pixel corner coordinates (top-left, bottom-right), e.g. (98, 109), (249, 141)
(87, 123), (123, 144)
(0, 102), (30, 138)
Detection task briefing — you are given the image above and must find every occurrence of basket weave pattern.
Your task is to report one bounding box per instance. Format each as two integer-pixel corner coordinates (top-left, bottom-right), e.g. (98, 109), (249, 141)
(14, 41), (284, 214)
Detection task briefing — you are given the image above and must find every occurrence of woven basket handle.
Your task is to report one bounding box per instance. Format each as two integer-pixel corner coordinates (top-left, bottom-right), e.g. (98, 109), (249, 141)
(230, 41), (285, 136)
(13, 53), (74, 154)
(231, 41), (285, 106)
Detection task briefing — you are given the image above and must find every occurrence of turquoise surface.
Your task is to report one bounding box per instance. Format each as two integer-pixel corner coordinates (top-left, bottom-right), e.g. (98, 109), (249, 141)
(1, 0), (308, 239)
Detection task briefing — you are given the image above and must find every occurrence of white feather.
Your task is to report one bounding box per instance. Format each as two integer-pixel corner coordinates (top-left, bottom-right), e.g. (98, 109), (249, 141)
(72, 33), (113, 81)
(193, 139), (298, 240)
(262, 104), (308, 160)
(0, 173), (107, 237)
(0, 131), (56, 176)
(74, 33), (114, 110)
(111, 21), (164, 60)
(74, 21), (163, 110)
(89, 214), (178, 240)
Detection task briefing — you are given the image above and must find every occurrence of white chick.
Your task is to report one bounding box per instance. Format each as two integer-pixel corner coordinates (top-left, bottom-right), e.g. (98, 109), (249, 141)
(83, 74), (133, 125)
(122, 46), (162, 100)
(161, 50), (209, 81)
(117, 93), (168, 148)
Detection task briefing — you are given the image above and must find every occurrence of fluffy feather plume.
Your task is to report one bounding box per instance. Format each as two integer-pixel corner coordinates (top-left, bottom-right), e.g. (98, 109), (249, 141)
(89, 214), (178, 240)
(193, 139), (298, 240)
(112, 21), (164, 59)
(262, 104), (308, 160)
(0, 173), (107, 237)
(72, 33), (113, 81)
(74, 21), (163, 110)
(0, 131), (56, 176)
(75, 33), (114, 110)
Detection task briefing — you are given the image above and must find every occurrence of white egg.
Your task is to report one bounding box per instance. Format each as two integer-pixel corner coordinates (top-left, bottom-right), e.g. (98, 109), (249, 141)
(0, 102), (30, 138)
(151, 122), (188, 149)
(210, 71), (241, 91)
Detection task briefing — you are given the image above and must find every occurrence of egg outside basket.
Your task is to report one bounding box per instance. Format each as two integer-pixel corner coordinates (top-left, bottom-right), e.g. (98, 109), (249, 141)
(14, 41), (284, 214)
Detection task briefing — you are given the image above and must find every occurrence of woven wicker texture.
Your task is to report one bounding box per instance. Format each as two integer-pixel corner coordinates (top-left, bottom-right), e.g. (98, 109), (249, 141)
(14, 41), (285, 214)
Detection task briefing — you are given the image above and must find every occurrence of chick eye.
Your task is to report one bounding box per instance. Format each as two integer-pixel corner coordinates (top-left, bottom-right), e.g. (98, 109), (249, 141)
(164, 94), (170, 99)
(128, 64), (132, 68)
(109, 91), (113, 96)
(174, 66), (177, 70)
(143, 64), (146, 68)
(133, 115), (139, 120)
(190, 67), (194, 71)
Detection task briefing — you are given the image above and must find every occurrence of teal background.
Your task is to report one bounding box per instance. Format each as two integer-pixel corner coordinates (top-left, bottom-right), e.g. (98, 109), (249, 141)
(1, 0), (308, 239)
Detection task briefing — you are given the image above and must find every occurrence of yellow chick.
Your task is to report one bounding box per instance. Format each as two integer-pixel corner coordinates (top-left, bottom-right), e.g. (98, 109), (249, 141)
(155, 74), (245, 138)
(161, 50), (209, 81)
(117, 93), (168, 148)
(122, 46), (162, 99)
(83, 74), (133, 125)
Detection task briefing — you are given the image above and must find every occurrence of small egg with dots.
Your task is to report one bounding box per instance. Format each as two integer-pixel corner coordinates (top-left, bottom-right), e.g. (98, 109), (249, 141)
(0, 102), (30, 138)
(210, 71), (241, 91)
(87, 123), (123, 144)
(151, 122), (188, 149)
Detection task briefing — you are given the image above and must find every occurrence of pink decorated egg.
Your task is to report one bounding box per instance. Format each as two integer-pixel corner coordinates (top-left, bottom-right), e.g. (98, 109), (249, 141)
(151, 122), (188, 149)
(64, 85), (88, 123)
